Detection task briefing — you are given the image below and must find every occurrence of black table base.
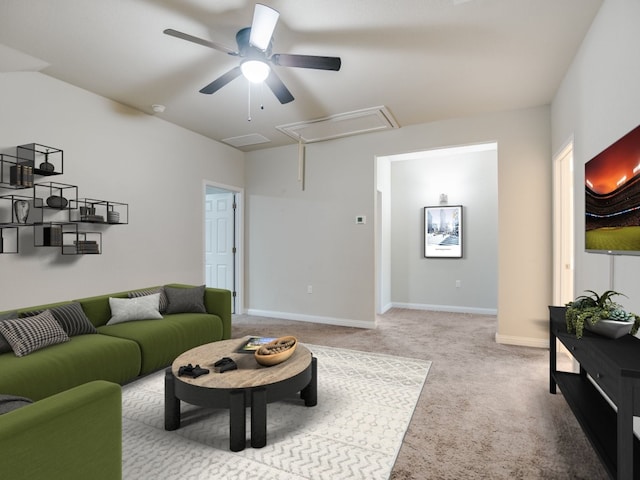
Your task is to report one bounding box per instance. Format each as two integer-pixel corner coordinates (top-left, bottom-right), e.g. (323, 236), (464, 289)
(165, 356), (317, 451)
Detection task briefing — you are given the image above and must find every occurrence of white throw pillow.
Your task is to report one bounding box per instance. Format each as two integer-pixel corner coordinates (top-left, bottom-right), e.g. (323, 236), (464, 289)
(107, 293), (162, 325)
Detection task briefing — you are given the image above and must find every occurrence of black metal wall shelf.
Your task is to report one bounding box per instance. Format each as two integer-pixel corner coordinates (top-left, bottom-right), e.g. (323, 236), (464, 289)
(70, 198), (128, 225)
(62, 230), (101, 255)
(0, 142), (127, 254)
(0, 193), (43, 226)
(16, 143), (63, 176)
(33, 182), (78, 211)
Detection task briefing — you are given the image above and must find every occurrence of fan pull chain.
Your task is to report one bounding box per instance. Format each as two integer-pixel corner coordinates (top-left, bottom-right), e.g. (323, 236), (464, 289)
(247, 81), (252, 121)
(260, 82), (265, 110)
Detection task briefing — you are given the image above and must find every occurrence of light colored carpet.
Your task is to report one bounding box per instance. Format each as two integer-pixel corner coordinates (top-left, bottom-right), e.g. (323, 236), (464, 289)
(232, 310), (610, 479)
(121, 344), (431, 480)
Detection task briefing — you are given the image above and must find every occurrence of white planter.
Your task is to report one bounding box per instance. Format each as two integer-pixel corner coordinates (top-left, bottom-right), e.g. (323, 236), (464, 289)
(585, 318), (633, 339)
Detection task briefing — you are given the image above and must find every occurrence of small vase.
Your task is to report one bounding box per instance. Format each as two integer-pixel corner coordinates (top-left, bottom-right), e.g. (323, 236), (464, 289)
(13, 200), (30, 224)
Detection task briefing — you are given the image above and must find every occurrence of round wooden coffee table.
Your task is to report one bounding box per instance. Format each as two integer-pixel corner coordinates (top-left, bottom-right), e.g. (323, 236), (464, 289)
(164, 337), (317, 452)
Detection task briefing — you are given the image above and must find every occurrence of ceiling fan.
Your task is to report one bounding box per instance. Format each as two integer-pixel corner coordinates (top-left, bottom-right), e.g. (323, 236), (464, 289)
(164, 3), (342, 104)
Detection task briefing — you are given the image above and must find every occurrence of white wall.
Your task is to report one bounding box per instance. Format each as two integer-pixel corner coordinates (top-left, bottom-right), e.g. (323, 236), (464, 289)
(552, 0), (640, 314)
(388, 147), (498, 313)
(0, 72), (244, 310)
(246, 106), (551, 345)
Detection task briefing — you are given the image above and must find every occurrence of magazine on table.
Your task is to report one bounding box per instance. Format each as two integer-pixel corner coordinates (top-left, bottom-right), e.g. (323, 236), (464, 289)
(236, 336), (278, 353)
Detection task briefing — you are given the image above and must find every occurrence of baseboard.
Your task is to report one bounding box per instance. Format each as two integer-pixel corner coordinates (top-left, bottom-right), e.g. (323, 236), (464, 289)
(391, 302), (497, 316)
(378, 303), (394, 314)
(246, 309), (375, 329)
(495, 333), (548, 349)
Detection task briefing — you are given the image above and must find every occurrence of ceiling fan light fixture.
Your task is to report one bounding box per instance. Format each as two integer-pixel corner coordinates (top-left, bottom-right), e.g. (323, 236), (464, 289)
(241, 59), (270, 83)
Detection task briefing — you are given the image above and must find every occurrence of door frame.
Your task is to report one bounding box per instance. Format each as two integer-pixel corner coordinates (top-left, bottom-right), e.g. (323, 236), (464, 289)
(203, 180), (244, 314)
(552, 138), (575, 306)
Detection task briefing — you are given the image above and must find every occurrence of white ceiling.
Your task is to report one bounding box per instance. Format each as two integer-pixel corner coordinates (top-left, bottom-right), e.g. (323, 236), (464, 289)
(0, 0), (603, 151)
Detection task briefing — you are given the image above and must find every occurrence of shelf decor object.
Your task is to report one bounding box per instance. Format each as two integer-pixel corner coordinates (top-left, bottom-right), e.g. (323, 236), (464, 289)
(33, 222), (75, 248)
(107, 209), (120, 224)
(62, 231), (102, 255)
(0, 154), (34, 188)
(13, 199), (30, 224)
(33, 182), (77, 212)
(0, 193), (41, 225)
(70, 198), (128, 225)
(16, 143), (63, 176)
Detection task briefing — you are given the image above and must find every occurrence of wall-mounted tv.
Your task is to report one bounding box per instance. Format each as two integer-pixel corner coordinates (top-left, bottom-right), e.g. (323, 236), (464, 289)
(585, 124), (640, 255)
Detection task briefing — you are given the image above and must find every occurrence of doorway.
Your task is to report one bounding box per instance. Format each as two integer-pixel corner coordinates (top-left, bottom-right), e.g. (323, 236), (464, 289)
(204, 182), (243, 314)
(376, 143), (498, 315)
(553, 141), (574, 305)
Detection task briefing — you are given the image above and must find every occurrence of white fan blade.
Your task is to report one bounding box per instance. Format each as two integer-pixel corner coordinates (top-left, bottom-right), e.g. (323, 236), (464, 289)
(249, 4), (279, 51)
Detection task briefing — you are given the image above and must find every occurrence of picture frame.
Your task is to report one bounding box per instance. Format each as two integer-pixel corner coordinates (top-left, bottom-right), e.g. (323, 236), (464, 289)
(424, 205), (463, 258)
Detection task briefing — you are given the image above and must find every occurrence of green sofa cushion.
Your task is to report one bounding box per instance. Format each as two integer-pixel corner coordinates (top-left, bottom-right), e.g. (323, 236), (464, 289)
(0, 334), (140, 401)
(98, 312), (223, 375)
(0, 380), (122, 480)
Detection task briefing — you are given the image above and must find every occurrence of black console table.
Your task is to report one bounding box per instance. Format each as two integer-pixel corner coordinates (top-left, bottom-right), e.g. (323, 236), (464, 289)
(549, 306), (640, 479)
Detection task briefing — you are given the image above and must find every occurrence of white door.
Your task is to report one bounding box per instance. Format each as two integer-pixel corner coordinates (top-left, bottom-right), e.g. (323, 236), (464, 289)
(205, 192), (235, 297)
(553, 142), (575, 305)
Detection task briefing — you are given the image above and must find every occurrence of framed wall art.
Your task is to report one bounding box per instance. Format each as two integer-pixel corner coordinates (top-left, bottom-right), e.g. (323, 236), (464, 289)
(424, 205), (463, 258)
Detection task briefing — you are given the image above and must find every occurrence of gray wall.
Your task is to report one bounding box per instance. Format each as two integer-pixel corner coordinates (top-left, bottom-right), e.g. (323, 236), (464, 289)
(244, 139), (375, 327)
(246, 106), (551, 346)
(388, 148), (498, 313)
(552, 0), (640, 314)
(0, 72), (244, 310)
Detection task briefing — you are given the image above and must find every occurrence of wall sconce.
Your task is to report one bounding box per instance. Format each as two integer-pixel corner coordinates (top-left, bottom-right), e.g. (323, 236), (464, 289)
(439, 193), (448, 205)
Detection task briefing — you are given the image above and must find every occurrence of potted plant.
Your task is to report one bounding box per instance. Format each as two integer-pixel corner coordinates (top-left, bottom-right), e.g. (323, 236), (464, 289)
(565, 290), (640, 339)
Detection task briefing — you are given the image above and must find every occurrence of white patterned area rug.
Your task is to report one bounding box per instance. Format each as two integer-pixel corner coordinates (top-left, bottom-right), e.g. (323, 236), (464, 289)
(121, 344), (431, 480)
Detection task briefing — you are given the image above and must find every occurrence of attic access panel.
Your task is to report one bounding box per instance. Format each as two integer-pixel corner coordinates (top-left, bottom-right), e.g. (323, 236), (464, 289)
(276, 106), (399, 144)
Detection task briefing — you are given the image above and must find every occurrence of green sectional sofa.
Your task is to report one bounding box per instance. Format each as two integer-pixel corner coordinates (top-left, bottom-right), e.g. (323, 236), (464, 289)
(0, 283), (232, 400)
(0, 380), (122, 480)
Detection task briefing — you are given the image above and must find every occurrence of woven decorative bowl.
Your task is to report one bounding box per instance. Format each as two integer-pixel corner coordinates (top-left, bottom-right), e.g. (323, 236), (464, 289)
(254, 336), (297, 366)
